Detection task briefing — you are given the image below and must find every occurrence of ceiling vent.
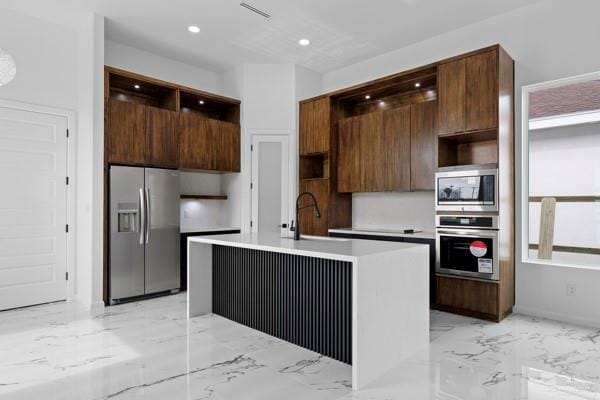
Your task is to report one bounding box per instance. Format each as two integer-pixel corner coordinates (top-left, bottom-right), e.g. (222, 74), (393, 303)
(240, 2), (271, 18)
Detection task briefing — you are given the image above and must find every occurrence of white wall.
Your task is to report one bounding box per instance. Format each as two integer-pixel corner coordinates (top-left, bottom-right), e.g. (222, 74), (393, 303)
(179, 172), (241, 230)
(228, 64), (297, 233)
(0, 7), (105, 310)
(353, 192), (435, 232)
(105, 41), (222, 94)
(0, 8), (77, 109)
(75, 14), (105, 311)
(322, 0), (600, 326)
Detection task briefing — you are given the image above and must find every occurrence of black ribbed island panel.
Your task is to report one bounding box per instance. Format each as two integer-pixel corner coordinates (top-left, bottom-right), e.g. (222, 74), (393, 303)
(212, 245), (352, 364)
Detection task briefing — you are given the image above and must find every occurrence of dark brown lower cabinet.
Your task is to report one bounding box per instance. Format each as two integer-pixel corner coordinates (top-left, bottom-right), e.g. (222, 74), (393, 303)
(435, 275), (508, 322)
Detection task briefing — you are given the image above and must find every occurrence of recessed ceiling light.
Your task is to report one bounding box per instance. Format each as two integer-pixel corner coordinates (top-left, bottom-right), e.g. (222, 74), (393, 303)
(299, 38), (310, 46)
(134, 84), (140, 89)
(414, 82), (421, 88)
(365, 95), (371, 100)
(188, 25), (200, 34)
(198, 100), (205, 105)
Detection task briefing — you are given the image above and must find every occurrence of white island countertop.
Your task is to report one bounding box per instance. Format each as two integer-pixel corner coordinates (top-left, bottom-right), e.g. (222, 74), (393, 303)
(187, 232), (425, 262)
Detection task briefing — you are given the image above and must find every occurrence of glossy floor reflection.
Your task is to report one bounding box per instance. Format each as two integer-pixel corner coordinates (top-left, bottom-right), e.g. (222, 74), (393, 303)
(0, 294), (598, 399)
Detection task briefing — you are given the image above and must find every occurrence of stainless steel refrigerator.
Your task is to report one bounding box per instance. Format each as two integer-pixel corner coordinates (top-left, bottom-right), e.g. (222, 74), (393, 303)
(109, 166), (180, 303)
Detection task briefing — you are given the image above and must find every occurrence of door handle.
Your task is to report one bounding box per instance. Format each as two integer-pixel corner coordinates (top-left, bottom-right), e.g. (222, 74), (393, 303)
(145, 188), (151, 244)
(278, 223), (288, 228)
(139, 188), (145, 245)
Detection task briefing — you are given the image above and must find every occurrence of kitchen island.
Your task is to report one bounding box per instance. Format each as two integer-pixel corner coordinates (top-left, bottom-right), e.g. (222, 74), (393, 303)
(187, 233), (429, 389)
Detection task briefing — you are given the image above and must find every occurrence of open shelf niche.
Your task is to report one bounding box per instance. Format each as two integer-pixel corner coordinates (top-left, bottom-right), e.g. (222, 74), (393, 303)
(438, 128), (499, 168)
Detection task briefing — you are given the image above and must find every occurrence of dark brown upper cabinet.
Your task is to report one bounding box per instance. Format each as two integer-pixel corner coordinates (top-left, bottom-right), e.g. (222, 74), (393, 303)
(145, 106), (179, 168)
(214, 120), (241, 172)
(465, 50), (498, 132)
(300, 97), (330, 155)
(105, 67), (241, 172)
(337, 114), (365, 193)
(438, 58), (466, 135)
(438, 49), (499, 135)
(337, 106), (412, 193)
(106, 99), (146, 166)
(383, 106), (411, 192)
(178, 113), (216, 170)
(106, 101), (179, 168)
(410, 101), (438, 191)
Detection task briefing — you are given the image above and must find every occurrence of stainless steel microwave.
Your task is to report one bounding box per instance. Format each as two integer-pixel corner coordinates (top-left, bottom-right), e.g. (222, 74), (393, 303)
(435, 166), (499, 212)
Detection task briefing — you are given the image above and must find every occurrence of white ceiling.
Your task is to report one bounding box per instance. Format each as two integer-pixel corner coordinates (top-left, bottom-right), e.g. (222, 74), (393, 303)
(1, 0), (543, 73)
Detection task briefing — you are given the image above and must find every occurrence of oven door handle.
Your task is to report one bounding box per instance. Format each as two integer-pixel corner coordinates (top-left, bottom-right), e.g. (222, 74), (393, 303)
(437, 229), (498, 238)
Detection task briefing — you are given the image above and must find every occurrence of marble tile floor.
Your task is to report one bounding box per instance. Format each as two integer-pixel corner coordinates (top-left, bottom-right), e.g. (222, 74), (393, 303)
(0, 293), (599, 400)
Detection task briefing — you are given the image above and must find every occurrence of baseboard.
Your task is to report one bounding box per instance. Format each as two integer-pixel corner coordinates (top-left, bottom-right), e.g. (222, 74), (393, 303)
(90, 300), (106, 316)
(514, 305), (600, 329)
(71, 297), (106, 316)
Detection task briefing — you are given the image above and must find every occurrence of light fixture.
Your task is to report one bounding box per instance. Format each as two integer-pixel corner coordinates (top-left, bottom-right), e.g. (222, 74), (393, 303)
(365, 95), (371, 100)
(198, 100), (205, 105)
(188, 25), (200, 34)
(299, 38), (310, 46)
(379, 101), (386, 107)
(0, 48), (16, 87)
(415, 82), (421, 88)
(133, 84), (141, 90)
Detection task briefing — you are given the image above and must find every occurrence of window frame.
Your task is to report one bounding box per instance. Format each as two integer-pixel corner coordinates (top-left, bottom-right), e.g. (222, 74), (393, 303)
(521, 70), (600, 270)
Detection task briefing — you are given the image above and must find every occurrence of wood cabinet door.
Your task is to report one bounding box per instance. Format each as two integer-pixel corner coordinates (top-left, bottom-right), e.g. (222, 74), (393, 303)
(438, 58), (466, 135)
(382, 107), (411, 192)
(337, 116), (362, 192)
(410, 101), (438, 191)
(107, 99), (146, 165)
(360, 111), (386, 192)
(215, 120), (241, 172)
(178, 113), (216, 170)
(466, 50), (498, 131)
(145, 106), (178, 168)
(300, 98), (330, 155)
(299, 179), (329, 236)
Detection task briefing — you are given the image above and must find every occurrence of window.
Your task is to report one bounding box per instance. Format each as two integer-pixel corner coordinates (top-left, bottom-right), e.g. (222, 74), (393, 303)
(523, 73), (600, 268)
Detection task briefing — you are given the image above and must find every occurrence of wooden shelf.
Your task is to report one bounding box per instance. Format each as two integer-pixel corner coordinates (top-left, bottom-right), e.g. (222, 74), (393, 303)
(438, 128), (497, 144)
(180, 194), (228, 200)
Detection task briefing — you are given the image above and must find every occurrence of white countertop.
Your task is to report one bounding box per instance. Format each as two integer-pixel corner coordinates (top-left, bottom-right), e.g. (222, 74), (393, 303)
(329, 227), (435, 240)
(188, 232), (426, 262)
(180, 226), (241, 234)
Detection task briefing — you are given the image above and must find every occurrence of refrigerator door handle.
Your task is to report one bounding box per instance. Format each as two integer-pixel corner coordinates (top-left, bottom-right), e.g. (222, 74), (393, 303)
(138, 188), (145, 245)
(145, 188), (151, 244)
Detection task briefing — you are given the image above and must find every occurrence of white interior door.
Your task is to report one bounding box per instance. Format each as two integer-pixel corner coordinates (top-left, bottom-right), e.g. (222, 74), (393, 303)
(251, 135), (289, 235)
(0, 105), (68, 311)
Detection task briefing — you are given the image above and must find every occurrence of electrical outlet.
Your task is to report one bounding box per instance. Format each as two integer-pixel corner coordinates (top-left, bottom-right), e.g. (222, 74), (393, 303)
(567, 283), (576, 297)
(183, 210), (190, 219)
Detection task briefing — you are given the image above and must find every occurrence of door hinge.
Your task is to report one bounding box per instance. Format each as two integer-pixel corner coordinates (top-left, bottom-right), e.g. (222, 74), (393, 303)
(65, 272), (69, 280)
(65, 224), (69, 233)
(66, 176), (69, 185)
(250, 182), (253, 189)
(66, 129), (69, 138)
(250, 220), (253, 227)
(250, 144), (253, 151)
